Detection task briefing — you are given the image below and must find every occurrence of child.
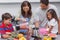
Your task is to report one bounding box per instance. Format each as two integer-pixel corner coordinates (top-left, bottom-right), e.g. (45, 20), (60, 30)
(16, 1), (32, 23)
(46, 9), (58, 34)
(0, 13), (14, 34)
(16, 1), (32, 39)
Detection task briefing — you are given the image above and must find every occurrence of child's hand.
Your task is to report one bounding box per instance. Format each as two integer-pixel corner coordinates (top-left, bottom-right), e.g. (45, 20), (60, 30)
(6, 32), (11, 34)
(2, 34), (10, 39)
(46, 28), (49, 31)
(6, 32), (11, 36)
(48, 31), (51, 34)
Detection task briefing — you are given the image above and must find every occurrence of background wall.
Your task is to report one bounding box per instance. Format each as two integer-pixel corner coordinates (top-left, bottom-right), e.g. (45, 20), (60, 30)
(0, 2), (60, 20)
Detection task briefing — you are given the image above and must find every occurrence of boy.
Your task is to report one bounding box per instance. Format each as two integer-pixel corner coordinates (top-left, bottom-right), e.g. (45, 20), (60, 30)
(0, 13), (14, 34)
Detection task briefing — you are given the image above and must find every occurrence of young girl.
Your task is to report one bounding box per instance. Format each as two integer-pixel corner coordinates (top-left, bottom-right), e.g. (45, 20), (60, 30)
(46, 9), (58, 34)
(16, 1), (32, 23)
(16, 1), (32, 40)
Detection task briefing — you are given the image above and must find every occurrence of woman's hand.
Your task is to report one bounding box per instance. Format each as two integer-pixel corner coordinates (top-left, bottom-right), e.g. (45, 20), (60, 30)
(21, 18), (26, 22)
(16, 18), (20, 21)
(16, 18), (26, 22)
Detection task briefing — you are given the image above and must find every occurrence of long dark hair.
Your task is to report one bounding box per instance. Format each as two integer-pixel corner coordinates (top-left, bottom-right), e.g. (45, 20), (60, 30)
(47, 9), (58, 21)
(21, 1), (32, 18)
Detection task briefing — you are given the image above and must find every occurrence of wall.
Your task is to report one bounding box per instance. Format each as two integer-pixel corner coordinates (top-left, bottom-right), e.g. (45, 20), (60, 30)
(0, 2), (60, 19)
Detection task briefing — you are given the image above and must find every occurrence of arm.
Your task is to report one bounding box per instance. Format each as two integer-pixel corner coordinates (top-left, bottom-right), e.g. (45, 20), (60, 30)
(34, 21), (40, 28)
(58, 18), (60, 34)
(33, 14), (40, 28)
(48, 26), (53, 34)
(45, 24), (49, 28)
(15, 12), (21, 21)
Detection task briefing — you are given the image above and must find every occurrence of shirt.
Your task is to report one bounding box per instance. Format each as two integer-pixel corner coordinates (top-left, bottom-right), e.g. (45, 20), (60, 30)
(18, 15), (31, 26)
(0, 22), (14, 34)
(17, 15), (31, 33)
(47, 18), (58, 34)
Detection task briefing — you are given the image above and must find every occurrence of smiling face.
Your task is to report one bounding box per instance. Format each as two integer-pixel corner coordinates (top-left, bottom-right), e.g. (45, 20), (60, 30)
(4, 18), (12, 25)
(47, 12), (52, 20)
(23, 4), (29, 13)
(2, 13), (12, 25)
(40, 3), (48, 10)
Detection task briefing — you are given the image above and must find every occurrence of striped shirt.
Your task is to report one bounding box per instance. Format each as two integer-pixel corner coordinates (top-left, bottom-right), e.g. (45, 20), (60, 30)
(0, 22), (14, 34)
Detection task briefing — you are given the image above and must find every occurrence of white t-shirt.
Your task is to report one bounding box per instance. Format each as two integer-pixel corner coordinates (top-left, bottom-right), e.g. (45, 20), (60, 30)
(47, 18), (58, 34)
(33, 4), (59, 27)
